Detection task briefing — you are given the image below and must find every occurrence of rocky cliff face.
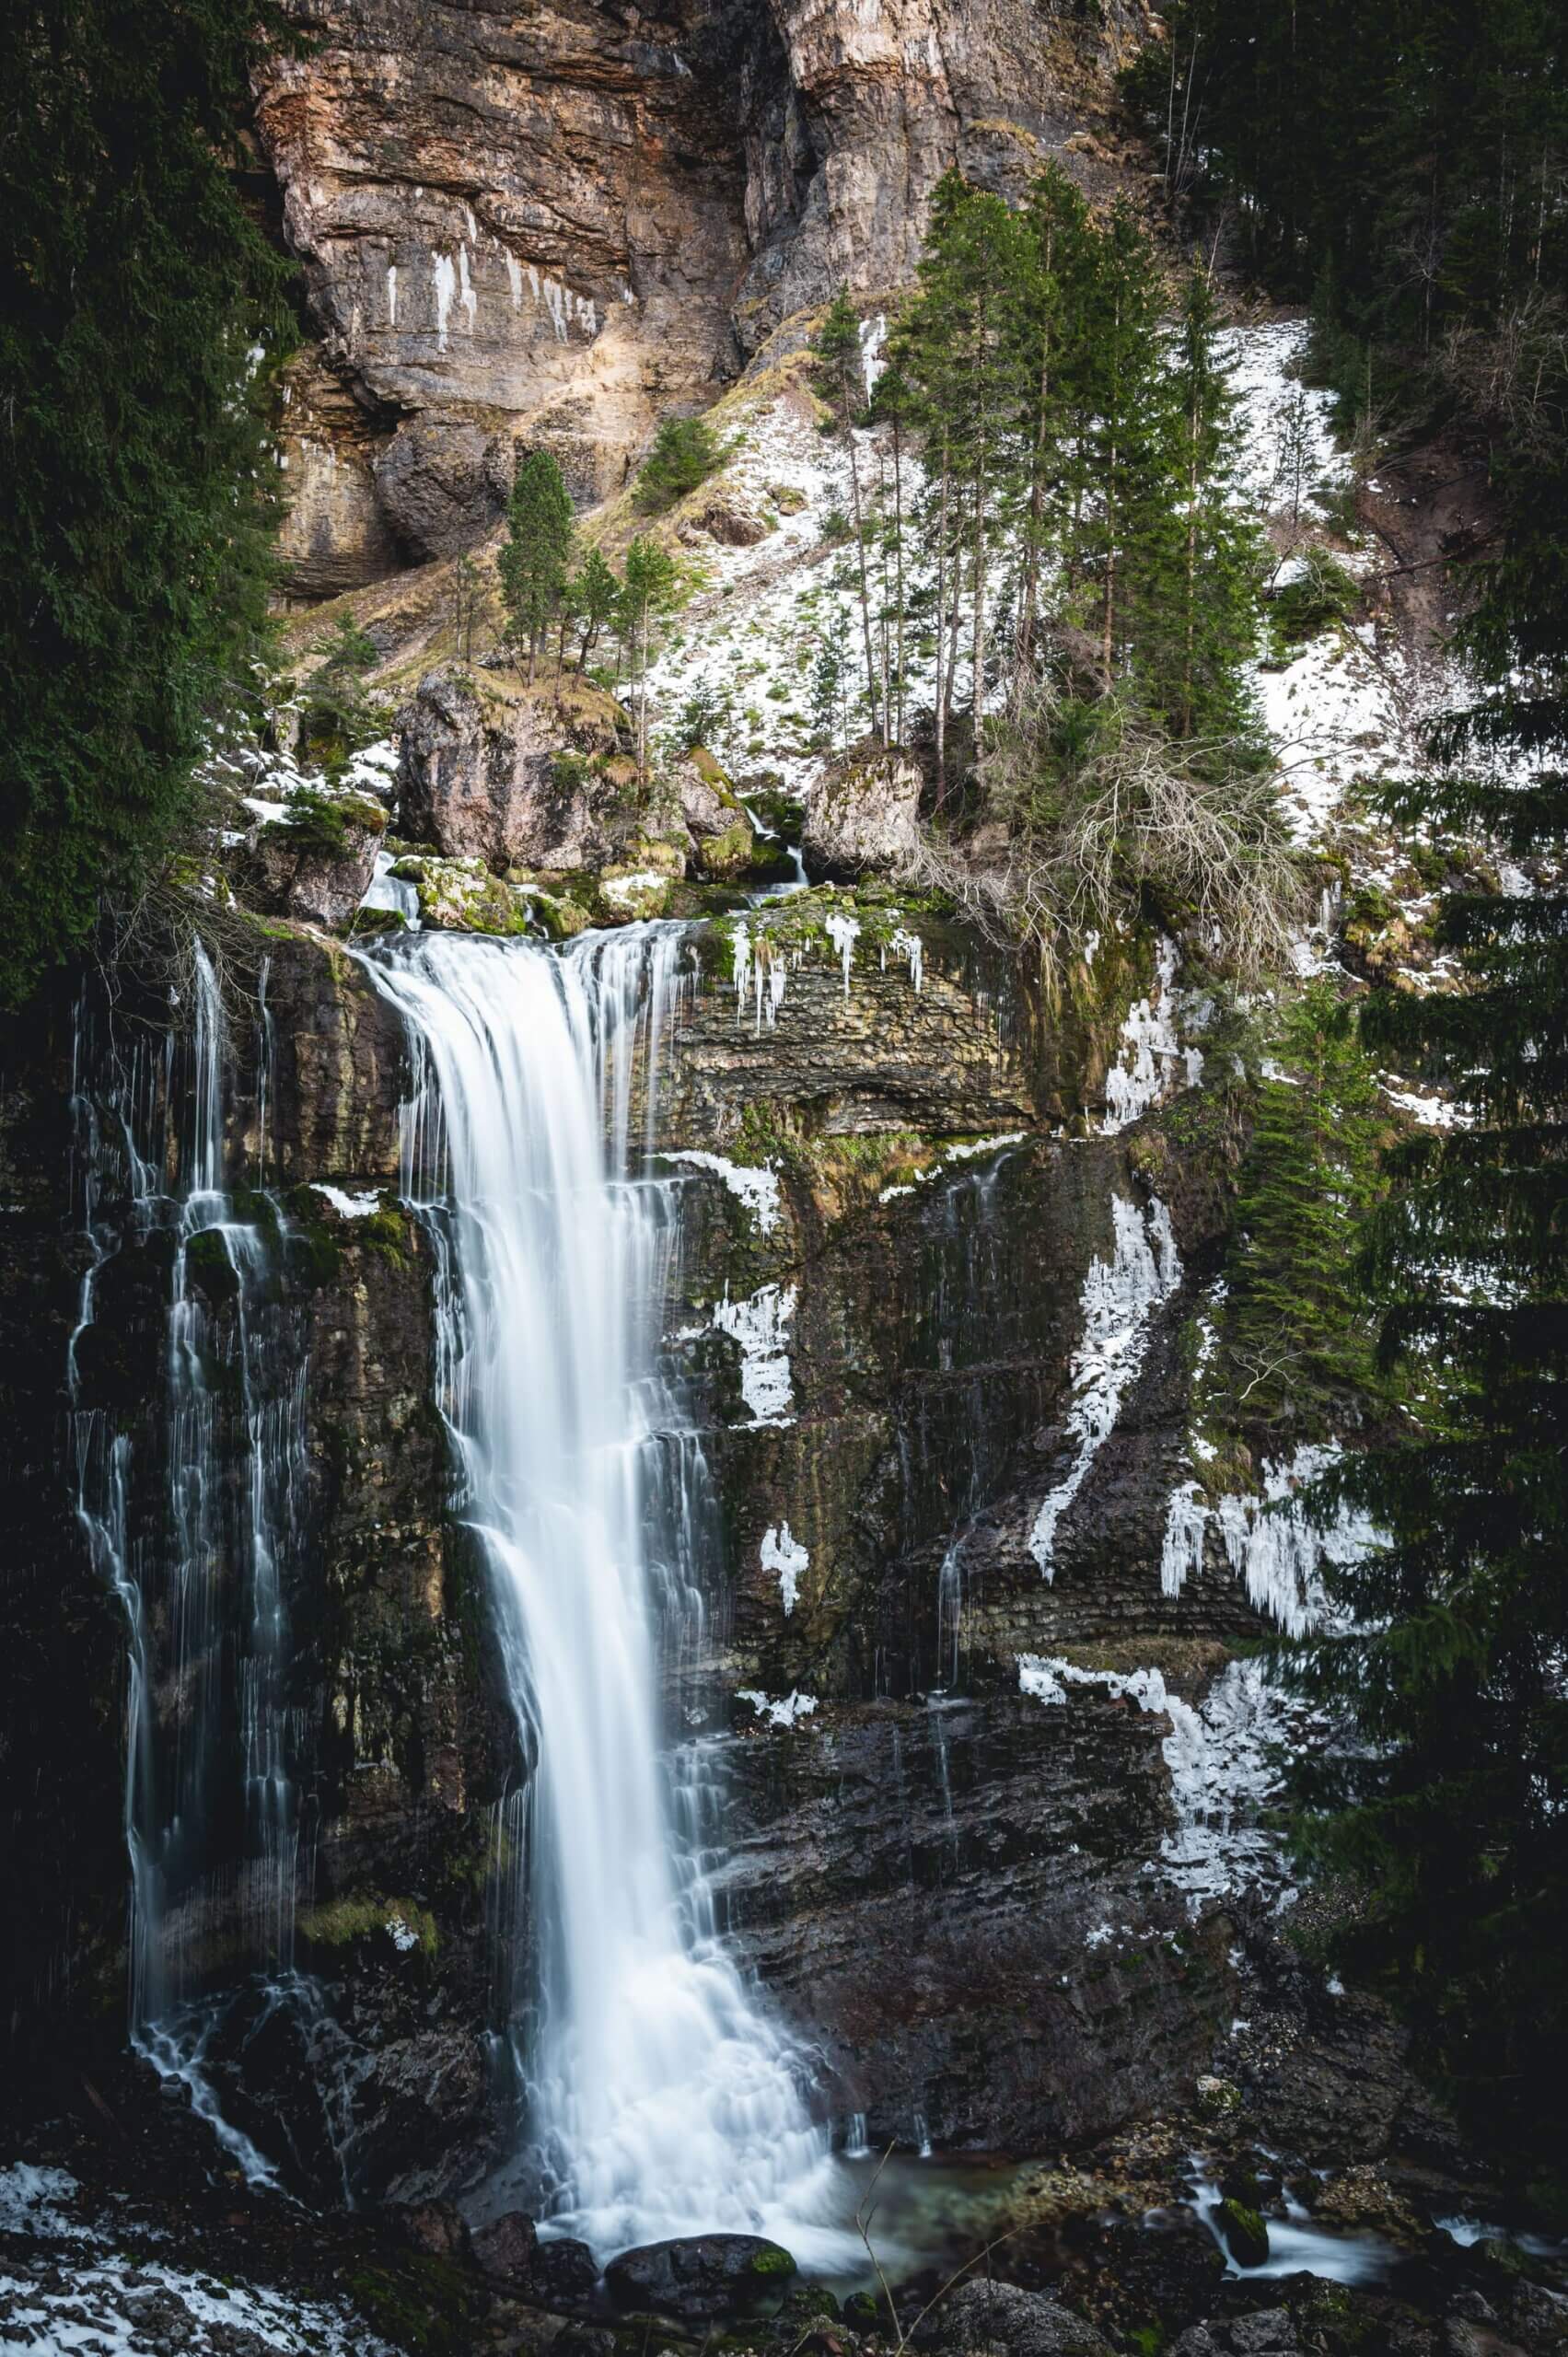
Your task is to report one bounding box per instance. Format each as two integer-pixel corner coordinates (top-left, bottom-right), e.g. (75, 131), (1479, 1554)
(256, 0), (1151, 598)
(1, 906), (1264, 2203)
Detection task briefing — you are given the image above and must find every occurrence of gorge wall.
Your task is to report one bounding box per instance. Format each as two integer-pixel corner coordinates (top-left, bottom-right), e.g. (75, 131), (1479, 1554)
(256, 0), (1154, 597)
(0, 909), (1263, 2203)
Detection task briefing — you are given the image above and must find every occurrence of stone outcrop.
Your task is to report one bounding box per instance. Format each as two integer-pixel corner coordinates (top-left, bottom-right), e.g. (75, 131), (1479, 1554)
(395, 664), (625, 868)
(252, 0), (1149, 598)
(244, 796), (386, 925)
(803, 754), (923, 878)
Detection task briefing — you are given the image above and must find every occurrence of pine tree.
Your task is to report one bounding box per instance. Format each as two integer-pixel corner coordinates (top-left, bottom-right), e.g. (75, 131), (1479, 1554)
(634, 414), (726, 512)
(1010, 166), (1097, 691)
(1223, 980), (1386, 1431)
(1134, 267), (1264, 739)
(619, 536), (684, 783)
(0, 0), (295, 1006)
(571, 546), (621, 672)
(814, 289), (885, 746)
(1076, 204), (1168, 691)
(498, 449), (575, 682)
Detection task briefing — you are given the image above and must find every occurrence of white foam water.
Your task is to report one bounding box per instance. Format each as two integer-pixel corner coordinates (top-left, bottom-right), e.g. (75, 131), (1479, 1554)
(369, 925), (842, 2260)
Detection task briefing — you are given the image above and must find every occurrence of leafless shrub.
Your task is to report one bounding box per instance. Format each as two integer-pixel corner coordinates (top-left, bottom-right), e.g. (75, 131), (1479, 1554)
(909, 683), (1309, 992)
(1440, 293), (1568, 458)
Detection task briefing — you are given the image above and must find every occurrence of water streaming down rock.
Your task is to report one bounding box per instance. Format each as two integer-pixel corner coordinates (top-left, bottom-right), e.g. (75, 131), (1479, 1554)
(66, 948), (309, 2173)
(367, 923), (840, 2259)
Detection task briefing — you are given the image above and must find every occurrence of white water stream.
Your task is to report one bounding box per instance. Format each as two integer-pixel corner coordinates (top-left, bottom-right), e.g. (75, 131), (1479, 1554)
(370, 925), (841, 2259)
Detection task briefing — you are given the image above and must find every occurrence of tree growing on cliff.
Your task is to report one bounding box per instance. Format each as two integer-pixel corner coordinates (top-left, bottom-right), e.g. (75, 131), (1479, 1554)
(0, 0), (296, 1007)
(634, 414), (726, 513)
(499, 449), (575, 683)
(618, 536), (686, 784)
(1289, 406), (1568, 2152)
(570, 546), (621, 672)
(814, 289), (886, 749)
(1221, 980), (1386, 1429)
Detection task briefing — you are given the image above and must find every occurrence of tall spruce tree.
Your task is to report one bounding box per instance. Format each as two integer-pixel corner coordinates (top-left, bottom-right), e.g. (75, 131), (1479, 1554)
(814, 290), (885, 747)
(0, 0), (295, 1007)
(618, 536), (684, 783)
(1223, 981), (1386, 1431)
(1077, 204), (1168, 691)
(499, 449), (575, 682)
(1135, 267), (1264, 739)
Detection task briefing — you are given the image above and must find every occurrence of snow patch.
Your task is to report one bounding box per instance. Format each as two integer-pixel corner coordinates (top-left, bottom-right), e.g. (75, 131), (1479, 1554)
(668, 1149), (782, 1236)
(1028, 1197), (1181, 1577)
(310, 1184), (384, 1219)
(1102, 936), (1193, 1131)
(761, 1521), (808, 1615)
(713, 1282), (796, 1426)
(737, 1689), (818, 1729)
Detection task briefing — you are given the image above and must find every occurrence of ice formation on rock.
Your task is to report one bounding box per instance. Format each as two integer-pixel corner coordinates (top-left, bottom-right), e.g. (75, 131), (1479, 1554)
(761, 1522), (809, 1614)
(1028, 1196), (1181, 1577)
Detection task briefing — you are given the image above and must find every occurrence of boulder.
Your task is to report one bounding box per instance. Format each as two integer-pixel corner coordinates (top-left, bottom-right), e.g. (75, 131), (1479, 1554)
(387, 2199), (472, 2261)
(245, 798), (385, 928)
(1312, 2165), (1425, 2245)
(528, 2236), (599, 2305)
(695, 816), (755, 881)
(373, 414), (507, 559)
(470, 2208), (539, 2283)
(604, 2233), (796, 2322)
(390, 854), (531, 936)
(1215, 2198), (1271, 2269)
(396, 667), (620, 870)
(1172, 2317), (1307, 2357)
(803, 754), (922, 878)
(923, 2278), (1113, 2357)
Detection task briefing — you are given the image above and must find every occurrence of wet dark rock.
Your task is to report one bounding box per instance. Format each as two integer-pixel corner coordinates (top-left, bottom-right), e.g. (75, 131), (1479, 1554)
(923, 2276), (1113, 2357)
(1216, 2199), (1271, 2269)
(1063, 2207), (1226, 2347)
(470, 2207), (538, 2282)
(604, 2233), (797, 2321)
(1172, 2316), (1307, 2357)
(528, 2236), (600, 2305)
(387, 2198), (472, 2260)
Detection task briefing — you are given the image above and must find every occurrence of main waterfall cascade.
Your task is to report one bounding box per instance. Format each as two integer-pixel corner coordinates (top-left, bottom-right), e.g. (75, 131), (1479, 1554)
(67, 948), (309, 2174)
(369, 924), (842, 2260)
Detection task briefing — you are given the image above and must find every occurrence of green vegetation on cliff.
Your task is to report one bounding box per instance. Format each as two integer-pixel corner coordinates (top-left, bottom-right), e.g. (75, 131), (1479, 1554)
(0, 0), (296, 1007)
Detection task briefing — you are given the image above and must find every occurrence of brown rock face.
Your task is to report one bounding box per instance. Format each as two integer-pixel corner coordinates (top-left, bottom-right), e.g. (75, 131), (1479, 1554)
(254, 0), (1142, 597)
(396, 666), (621, 867)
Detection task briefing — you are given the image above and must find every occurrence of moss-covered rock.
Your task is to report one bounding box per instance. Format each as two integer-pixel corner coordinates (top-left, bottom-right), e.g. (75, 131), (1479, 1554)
(391, 853), (533, 935)
(1215, 2198), (1270, 2267)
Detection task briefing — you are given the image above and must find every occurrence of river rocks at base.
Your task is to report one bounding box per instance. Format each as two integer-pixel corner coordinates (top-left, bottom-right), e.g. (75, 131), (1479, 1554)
(1171, 2316), (1307, 2357)
(922, 2278), (1113, 2357)
(528, 2236), (600, 2305)
(1215, 2197), (1270, 2267)
(1312, 2164), (1427, 2245)
(388, 2197), (472, 2260)
(604, 2233), (796, 2320)
(470, 2207), (539, 2282)
(803, 755), (923, 878)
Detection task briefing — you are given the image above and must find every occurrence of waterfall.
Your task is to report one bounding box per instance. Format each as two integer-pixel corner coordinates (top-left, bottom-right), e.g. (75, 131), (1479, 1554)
(369, 924), (838, 2258)
(67, 947), (308, 2176)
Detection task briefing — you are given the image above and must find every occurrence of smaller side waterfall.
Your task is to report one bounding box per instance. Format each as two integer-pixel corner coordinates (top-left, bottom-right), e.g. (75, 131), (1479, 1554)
(371, 925), (843, 2259)
(67, 948), (310, 2170)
